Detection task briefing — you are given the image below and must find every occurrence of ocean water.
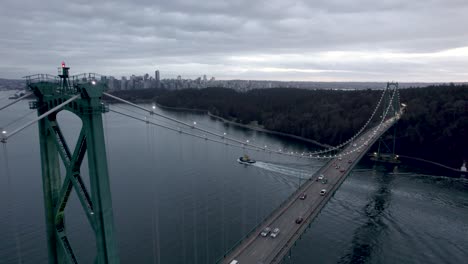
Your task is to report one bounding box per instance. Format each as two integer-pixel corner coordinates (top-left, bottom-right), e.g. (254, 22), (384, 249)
(0, 91), (467, 264)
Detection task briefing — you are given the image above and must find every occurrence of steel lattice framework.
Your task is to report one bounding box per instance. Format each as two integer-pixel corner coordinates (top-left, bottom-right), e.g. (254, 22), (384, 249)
(26, 64), (119, 264)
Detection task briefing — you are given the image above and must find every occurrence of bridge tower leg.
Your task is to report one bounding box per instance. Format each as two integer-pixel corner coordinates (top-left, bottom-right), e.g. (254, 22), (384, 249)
(38, 112), (67, 263)
(27, 64), (119, 264)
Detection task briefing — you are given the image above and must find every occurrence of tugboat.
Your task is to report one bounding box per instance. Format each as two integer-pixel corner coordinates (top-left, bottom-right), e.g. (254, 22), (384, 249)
(237, 154), (256, 165)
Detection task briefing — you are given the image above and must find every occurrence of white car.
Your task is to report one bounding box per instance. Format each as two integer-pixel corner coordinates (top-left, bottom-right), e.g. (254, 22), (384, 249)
(317, 174), (324, 181)
(260, 227), (271, 237)
(320, 189), (327, 195)
(270, 228), (280, 238)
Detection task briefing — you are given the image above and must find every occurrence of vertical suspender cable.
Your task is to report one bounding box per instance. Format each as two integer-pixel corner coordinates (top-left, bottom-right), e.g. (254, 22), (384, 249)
(221, 175), (226, 256)
(254, 163), (259, 225)
(241, 171), (246, 237)
(152, 125), (161, 264)
(178, 131), (187, 264)
(221, 145), (226, 256)
(147, 121), (161, 264)
(191, 141), (198, 264)
(204, 140), (210, 263)
(146, 122), (155, 263)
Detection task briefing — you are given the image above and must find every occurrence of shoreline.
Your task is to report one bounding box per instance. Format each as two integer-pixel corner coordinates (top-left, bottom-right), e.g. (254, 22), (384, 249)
(153, 102), (331, 148)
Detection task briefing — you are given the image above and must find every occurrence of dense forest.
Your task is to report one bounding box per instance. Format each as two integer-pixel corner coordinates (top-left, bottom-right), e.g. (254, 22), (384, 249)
(111, 84), (468, 168)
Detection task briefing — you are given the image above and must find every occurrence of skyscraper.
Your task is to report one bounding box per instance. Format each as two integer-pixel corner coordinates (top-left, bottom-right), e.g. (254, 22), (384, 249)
(155, 70), (160, 81)
(155, 70), (160, 88)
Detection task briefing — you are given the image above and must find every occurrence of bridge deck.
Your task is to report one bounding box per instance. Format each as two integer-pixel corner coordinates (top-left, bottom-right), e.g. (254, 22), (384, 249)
(220, 117), (398, 264)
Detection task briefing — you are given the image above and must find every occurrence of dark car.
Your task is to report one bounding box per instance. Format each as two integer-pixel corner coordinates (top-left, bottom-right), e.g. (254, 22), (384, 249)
(299, 193), (307, 200)
(295, 217), (304, 224)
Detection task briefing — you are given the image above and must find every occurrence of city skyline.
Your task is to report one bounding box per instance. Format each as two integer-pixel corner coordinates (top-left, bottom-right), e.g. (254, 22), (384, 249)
(1, 0), (468, 82)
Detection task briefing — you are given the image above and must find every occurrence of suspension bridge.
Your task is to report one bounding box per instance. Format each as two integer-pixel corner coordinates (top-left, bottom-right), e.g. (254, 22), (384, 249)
(0, 64), (404, 264)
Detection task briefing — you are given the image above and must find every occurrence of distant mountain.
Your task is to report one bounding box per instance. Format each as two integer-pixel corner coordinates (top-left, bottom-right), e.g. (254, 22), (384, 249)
(0, 78), (25, 91)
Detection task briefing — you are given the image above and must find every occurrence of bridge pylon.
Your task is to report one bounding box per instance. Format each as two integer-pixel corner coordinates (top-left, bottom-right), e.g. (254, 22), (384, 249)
(26, 63), (119, 263)
(382, 82), (401, 119)
(371, 82), (401, 164)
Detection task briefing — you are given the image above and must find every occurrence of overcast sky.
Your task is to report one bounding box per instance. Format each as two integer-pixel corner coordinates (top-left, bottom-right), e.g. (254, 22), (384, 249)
(1, 0), (467, 81)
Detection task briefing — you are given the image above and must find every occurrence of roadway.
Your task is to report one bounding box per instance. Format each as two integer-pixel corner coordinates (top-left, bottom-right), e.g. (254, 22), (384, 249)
(220, 116), (399, 264)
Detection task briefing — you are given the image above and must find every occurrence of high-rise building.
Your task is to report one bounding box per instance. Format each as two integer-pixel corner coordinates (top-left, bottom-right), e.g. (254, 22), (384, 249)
(121, 77), (127, 90)
(155, 70), (160, 88)
(108, 76), (116, 90)
(155, 70), (160, 81)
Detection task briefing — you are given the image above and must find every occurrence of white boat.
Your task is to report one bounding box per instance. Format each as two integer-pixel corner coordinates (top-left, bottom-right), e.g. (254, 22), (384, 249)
(237, 154), (256, 165)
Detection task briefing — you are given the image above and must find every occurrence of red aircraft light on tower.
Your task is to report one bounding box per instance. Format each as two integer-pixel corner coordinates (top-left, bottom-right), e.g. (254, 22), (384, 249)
(61, 61), (66, 68)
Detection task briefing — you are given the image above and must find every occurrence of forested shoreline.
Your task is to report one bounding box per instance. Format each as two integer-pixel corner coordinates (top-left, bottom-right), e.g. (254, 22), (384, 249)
(111, 85), (468, 168)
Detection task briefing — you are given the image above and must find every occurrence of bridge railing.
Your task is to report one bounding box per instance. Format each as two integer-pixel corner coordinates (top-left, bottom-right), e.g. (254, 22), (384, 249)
(70, 73), (107, 85)
(24, 74), (60, 85)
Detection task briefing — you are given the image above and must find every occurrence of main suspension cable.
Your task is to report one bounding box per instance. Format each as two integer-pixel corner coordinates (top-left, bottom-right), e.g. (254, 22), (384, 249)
(104, 88), (391, 157)
(110, 93), (400, 161)
(1, 95), (79, 142)
(0, 92), (32, 112)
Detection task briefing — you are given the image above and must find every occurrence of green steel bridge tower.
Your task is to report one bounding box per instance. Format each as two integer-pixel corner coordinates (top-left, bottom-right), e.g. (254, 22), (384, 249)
(25, 63), (119, 263)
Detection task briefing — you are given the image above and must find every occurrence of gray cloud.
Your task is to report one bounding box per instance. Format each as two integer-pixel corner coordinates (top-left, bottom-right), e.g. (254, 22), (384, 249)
(0, 0), (467, 81)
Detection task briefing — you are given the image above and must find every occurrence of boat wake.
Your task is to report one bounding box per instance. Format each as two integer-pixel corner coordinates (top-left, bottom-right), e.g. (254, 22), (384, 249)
(253, 161), (312, 180)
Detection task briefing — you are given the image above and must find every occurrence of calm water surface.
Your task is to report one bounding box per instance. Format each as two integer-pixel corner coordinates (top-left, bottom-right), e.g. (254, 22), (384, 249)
(0, 91), (467, 264)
